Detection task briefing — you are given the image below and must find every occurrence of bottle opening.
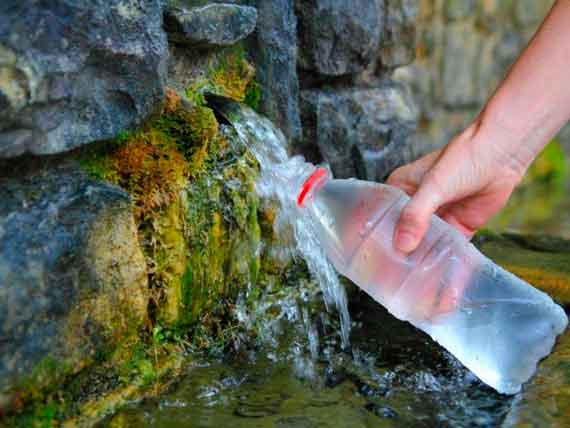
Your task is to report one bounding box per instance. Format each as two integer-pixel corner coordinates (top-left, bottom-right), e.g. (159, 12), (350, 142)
(297, 167), (328, 207)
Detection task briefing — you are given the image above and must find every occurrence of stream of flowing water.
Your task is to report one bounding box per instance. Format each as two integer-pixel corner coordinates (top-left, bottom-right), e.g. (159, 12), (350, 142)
(218, 100), (352, 349)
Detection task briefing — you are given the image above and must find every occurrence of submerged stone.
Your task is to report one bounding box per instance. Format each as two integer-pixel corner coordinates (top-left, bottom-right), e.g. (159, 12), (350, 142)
(0, 162), (148, 410)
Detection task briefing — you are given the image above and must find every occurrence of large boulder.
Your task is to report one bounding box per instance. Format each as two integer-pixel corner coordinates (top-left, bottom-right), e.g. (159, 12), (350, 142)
(296, 0), (384, 77)
(0, 162), (148, 410)
(164, 4), (257, 47)
(300, 81), (418, 182)
(0, 0), (168, 158)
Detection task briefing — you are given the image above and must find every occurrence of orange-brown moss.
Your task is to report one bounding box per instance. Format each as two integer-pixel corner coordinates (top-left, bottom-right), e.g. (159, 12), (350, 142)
(210, 51), (255, 102)
(163, 88), (182, 115)
(110, 131), (189, 221)
(184, 47), (256, 105)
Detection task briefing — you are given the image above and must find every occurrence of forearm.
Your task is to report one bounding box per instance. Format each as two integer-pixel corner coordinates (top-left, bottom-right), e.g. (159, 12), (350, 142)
(475, 0), (570, 175)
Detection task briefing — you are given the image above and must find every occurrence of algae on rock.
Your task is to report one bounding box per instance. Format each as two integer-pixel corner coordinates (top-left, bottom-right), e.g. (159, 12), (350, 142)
(0, 162), (149, 417)
(80, 70), (268, 331)
(5, 48), (281, 427)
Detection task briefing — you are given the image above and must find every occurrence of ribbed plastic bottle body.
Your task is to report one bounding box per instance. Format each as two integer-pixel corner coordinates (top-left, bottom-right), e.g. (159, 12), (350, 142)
(305, 177), (568, 394)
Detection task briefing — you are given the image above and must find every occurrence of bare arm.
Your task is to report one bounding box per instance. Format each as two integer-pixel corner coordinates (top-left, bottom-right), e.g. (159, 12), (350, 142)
(388, 0), (570, 253)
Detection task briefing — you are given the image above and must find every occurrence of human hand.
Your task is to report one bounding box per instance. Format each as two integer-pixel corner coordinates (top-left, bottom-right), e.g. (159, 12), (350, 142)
(385, 0), (570, 254)
(387, 122), (528, 253)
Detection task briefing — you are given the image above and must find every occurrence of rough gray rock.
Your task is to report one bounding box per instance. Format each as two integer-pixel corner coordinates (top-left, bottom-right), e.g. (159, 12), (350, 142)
(514, 0), (553, 28)
(0, 0), (168, 158)
(164, 4), (257, 47)
(0, 162), (148, 408)
(445, 0), (475, 21)
(379, 0), (418, 69)
(296, 0), (384, 76)
(441, 22), (482, 108)
(300, 81), (418, 182)
(245, 0), (302, 142)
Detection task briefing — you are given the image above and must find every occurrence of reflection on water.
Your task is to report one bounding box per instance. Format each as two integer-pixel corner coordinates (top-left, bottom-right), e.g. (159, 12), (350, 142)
(100, 289), (570, 428)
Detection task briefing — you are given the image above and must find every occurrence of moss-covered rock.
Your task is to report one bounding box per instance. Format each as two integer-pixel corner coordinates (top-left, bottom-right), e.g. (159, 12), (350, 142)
(0, 161), (148, 416)
(80, 88), (266, 331)
(2, 47), (279, 426)
(169, 43), (256, 105)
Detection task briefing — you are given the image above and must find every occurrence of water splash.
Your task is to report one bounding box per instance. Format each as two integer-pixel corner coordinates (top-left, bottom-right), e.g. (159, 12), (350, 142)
(211, 98), (351, 348)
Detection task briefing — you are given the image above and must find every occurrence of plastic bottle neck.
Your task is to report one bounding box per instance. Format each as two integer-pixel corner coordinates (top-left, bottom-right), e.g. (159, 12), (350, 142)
(296, 167), (330, 208)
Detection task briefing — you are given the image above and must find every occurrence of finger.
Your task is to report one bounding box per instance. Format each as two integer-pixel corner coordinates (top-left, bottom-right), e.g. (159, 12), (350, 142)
(386, 150), (442, 190)
(394, 183), (444, 253)
(440, 212), (476, 239)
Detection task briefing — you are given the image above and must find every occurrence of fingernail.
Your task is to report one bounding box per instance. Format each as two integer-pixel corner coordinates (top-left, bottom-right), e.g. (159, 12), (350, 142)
(396, 230), (416, 253)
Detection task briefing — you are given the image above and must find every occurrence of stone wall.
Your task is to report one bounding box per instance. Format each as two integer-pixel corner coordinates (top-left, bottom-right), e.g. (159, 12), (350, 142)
(396, 0), (569, 155)
(0, 0), (421, 425)
(247, 0), (421, 182)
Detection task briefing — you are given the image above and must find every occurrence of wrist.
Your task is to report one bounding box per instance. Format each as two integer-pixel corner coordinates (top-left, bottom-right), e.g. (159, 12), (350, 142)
(468, 105), (547, 181)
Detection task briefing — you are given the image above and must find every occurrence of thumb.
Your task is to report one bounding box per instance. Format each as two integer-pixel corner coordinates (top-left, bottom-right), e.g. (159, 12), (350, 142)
(394, 183), (443, 253)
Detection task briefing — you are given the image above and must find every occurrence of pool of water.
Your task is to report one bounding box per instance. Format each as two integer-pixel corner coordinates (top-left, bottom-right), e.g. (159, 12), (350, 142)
(100, 290), (570, 428)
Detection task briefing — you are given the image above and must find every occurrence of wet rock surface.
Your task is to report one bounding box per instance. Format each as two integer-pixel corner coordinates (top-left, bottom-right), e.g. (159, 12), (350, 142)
(164, 4), (257, 47)
(0, 161), (148, 408)
(0, 0), (168, 158)
(474, 232), (570, 305)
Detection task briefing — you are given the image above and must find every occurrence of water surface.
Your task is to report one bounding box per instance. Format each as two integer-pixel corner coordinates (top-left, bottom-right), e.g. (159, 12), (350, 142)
(101, 288), (570, 428)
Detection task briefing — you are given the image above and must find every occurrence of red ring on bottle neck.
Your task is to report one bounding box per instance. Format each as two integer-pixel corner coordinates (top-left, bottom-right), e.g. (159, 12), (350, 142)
(297, 168), (328, 207)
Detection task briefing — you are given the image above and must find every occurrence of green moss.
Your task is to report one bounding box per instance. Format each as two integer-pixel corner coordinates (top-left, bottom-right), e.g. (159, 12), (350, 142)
(14, 402), (60, 428)
(244, 80), (262, 111)
(9, 46), (291, 425)
(14, 358), (71, 404)
(184, 46), (255, 105)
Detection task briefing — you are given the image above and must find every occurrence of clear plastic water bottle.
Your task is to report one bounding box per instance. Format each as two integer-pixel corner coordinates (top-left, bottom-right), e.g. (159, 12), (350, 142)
(297, 168), (568, 394)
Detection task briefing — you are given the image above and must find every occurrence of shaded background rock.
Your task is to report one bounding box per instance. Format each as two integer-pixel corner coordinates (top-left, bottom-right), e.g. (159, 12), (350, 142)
(0, 161), (147, 408)
(243, 0), (302, 142)
(395, 0), (569, 154)
(0, 0), (168, 158)
(379, 0), (417, 69)
(164, 4), (257, 47)
(300, 81), (418, 182)
(296, 0), (384, 77)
